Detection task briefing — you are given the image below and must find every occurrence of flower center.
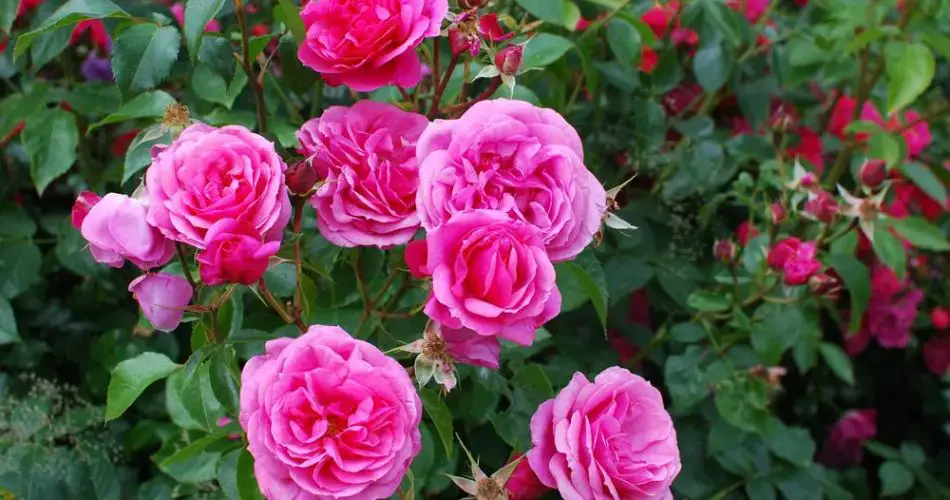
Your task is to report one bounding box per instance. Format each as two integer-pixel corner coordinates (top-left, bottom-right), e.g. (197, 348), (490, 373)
(422, 335), (447, 360)
(475, 478), (504, 499)
(326, 416), (345, 438)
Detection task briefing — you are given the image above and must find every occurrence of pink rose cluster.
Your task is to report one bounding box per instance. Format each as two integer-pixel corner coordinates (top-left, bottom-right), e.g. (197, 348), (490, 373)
(768, 237), (822, 286)
(72, 123), (290, 331)
(240, 325), (422, 500)
(845, 265), (924, 356)
(296, 98), (607, 369)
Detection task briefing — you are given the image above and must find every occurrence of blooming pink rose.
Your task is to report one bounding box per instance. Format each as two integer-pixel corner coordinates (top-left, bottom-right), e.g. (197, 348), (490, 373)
(528, 367), (681, 500)
(297, 0), (448, 92)
(891, 110), (932, 158)
(846, 266), (923, 355)
(239, 325), (422, 500)
(170, 3), (221, 32)
(129, 273), (193, 331)
(418, 210), (561, 346)
(145, 124), (291, 248)
(442, 325), (501, 370)
(416, 99), (606, 262)
(818, 409), (877, 468)
(923, 335), (950, 376)
(71, 191), (100, 229)
(506, 455), (551, 500)
(767, 238), (821, 286)
(79, 193), (175, 270)
(803, 189), (839, 223)
(297, 102), (429, 248)
(197, 219), (280, 285)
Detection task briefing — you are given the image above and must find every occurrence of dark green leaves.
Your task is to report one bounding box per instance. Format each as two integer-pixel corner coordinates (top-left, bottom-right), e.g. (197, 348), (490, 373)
(88, 90), (176, 132)
(751, 304), (809, 366)
(184, 0), (226, 59)
(420, 388), (454, 458)
(694, 40), (733, 92)
(606, 19), (641, 66)
(887, 216), (950, 251)
(556, 249), (608, 330)
(23, 108), (78, 194)
(522, 33), (573, 69)
(14, 0), (130, 56)
(687, 291), (733, 312)
(819, 342), (854, 385)
(112, 23), (181, 96)
(715, 374), (771, 434)
(871, 225), (906, 279)
(884, 42), (934, 115)
(106, 352), (181, 421)
(0, 297), (20, 345)
(824, 254), (870, 334)
(879, 461), (915, 497)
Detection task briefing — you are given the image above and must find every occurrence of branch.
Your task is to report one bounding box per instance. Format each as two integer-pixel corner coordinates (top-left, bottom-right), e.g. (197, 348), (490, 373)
(234, 0), (268, 133)
(258, 279), (306, 331)
(427, 53), (460, 119)
(175, 243), (199, 295)
(441, 78), (502, 116)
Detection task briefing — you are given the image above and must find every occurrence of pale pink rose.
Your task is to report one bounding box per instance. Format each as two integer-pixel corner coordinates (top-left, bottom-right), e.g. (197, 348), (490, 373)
(442, 325), (501, 370)
(128, 273), (193, 331)
(818, 409), (877, 468)
(145, 124), (291, 248)
(239, 325), (422, 500)
(416, 99), (607, 263)
(297, 0), (448, 92)
(528, 367), (681, 500)
(79, 193), (175, 270)
(197, 219), (280, 285)
(170, 3), (221, 32)
(297, 101), (429, 248)
(419, 210), (561, 346)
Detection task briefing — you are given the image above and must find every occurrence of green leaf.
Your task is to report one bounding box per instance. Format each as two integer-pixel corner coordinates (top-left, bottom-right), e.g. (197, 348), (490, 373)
(106, 352), (181, 421)
(603, 256), (653, 303)
(819, 342), (854, 385)
(193, 62), (247, 109)
(694, 40), (733, 92)
(158, 430), (227, 469)
(419, 388), (453, 458)
(0, 84), (50, 139)
(30, 26), (72, 71)
(236, 449), (263, 500)
(14, 0), (130, 57)
(66, 82), (122, 117)
(521, 33), (573, 69)
(198, 35), (235, 80)
(867, 132), (902, 169)
(715, 374), (770, 434)
(665, 346), (711, 411)
(0, 0), (16, 35)
(278, 37), (317, 94)
(884, 41), (935, 115)
(763, 417), (816, 466)
(23, 108), (78, 195)
(0, 241), (42, 299)
(112, 23), (182, 96)
(879, 461), (915, 497)
(887, 216), (950, 251)
(751, 304), (808, 366)
(209, 348), (240, 415)
(184, 0), (225, 59)
(871, 225), (906, 279)
(670, 322), (706, 343)
(899, 162), (948, 205)
(557, 249), (609, 331)
(124, 127), (172, 182)
(0, 296), (20, 345)
(687, 290), (733, 312)
(824, 253), (870, 334)
(515, 0), (569, 26)
(699, 0), (742, 47)
(88, 90), (176, 132)
(276, 0), (306, 45)
(606, 18), (641, 65)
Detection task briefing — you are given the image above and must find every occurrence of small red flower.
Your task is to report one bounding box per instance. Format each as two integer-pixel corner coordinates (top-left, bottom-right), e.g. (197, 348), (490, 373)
(736, 221), (760, 246)
(933, 308), (950, 331)
(768, 237), (821, 286)
(110, 129), (140, 159)
(639, 46), (659, 73)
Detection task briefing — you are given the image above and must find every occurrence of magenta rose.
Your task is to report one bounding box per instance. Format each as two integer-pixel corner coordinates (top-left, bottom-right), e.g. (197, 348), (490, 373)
(528, 367), (681, 500)
(129, 273), (193, 331)
(419, 210), (560, 346)
(239, 325), (422, 500)
(145, 124), (291, 248)
(77, 193), (175, 270)
(297, 101), (429, 248)
(818, 409), (877, 468)
(197, 219), (280, 285)
(416, 99), (607, 263)
(442, 325), (501, 370)
(297, 0), (448, 92)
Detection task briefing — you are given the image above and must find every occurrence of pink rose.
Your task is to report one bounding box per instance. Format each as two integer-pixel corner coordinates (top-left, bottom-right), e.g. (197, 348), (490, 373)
(846, 266), (923, 355)
(197, 219), (280, 285)
(528, 367), (681, 500)
(418, 210), (561, 346)
(239, 325), (422, 500)
(818, 409), (877, 468)
(297, 0), (448, 92)
(78, 193), (175, 270)
(145, 124), (291, 248)
(442, 325), (501, 370)
(416, 99), (606, 263)
(129, 273), (193, 331)
(297, 102), (429, 248)
(71, 190), (100, 229)
(767, 237), (822, 286)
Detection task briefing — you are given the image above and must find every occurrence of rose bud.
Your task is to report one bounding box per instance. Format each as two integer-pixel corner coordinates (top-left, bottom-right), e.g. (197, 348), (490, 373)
(860, 160), (887, 189)
(713, 239), (736, 263)
(933, 307), (950, 331)
(495, 45), (523, 75)
(804, 190), (839, 223)
(770, 202), (786, 225)
(285, 160), (319, 196)
(809, 272), (842, 300)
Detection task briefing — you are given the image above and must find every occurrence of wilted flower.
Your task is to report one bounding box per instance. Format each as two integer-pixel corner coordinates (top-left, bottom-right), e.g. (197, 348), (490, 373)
(839, 184), (889, 241)
(449, 442), (523, 500)
(803, 189), (839, 223)
(713, 239), (736, 263)
(403, 322), (502, 392)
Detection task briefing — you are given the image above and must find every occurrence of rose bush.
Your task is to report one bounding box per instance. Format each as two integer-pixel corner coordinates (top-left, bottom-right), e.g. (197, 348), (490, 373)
(1, 0), (949, 499)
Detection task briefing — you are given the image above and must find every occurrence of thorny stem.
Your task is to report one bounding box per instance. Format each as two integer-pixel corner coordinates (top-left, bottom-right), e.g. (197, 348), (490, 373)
(234, 0), (268, 133)
(428, 53), (460, 119)
(258, 279), (306, 331)
(175, 243), (199, 295)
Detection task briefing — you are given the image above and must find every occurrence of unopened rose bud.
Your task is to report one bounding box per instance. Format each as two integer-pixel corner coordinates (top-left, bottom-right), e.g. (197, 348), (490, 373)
(448, 28), (472, 57)
(713, 239), (736, 263)
(286, 160), (318, 196)
(494, 45), (523, 75)
(770, 202), (786, 225)
(804, 190), (839, 223)
(809, 272), (841, 300)
(860, 160), (887, 188)
(933, 307), (950, 331)
(800, 171), (818, 188)
(458, 0), (488, 8)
